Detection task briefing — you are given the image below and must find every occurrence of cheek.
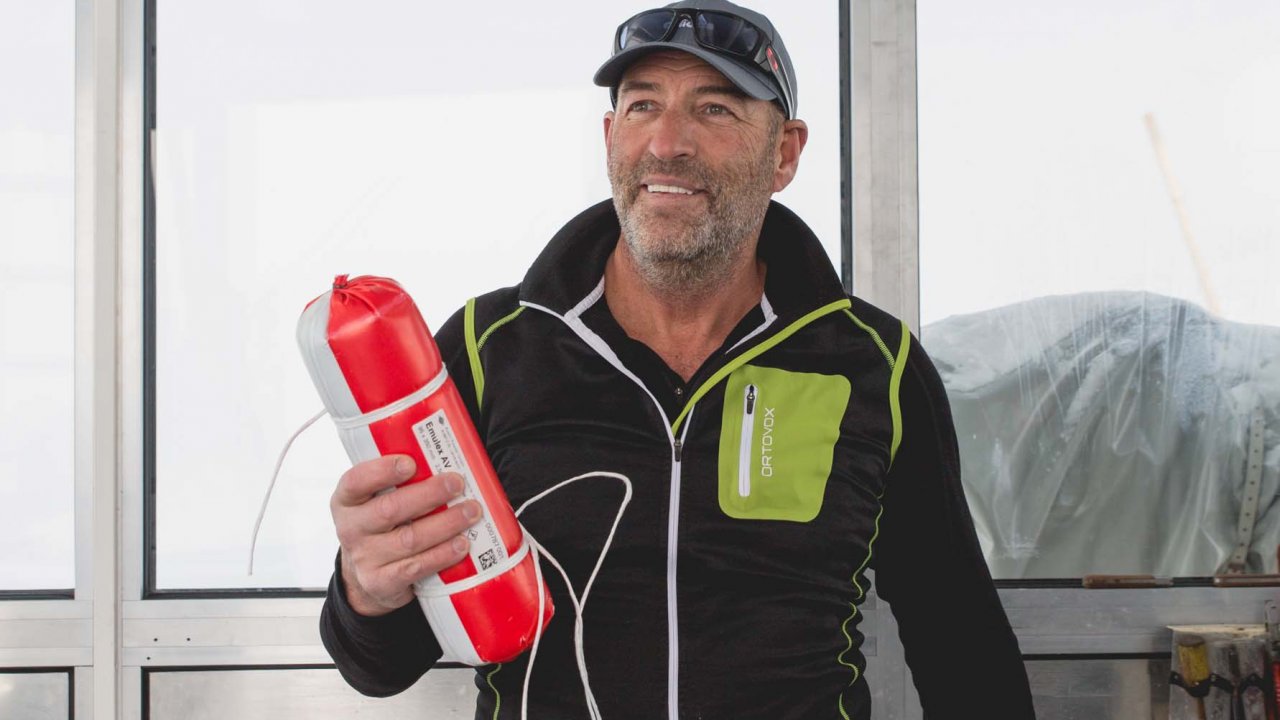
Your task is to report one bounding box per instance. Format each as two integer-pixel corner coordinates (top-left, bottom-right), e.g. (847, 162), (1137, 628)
(613, 129), (650, 158)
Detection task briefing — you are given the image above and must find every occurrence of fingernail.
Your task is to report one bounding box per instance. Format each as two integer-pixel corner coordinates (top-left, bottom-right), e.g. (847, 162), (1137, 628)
(463, 502), (482, 521)
(452, 536), (469, 554)
(395, 457), (414, 477)
(445, 474), (464, 495)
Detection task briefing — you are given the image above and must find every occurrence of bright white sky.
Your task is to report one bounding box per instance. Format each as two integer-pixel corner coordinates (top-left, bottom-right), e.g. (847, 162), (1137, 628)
(0, 1), (74, 589)
(918, 0), (1280, 328)
(1, 0), (1276, 589)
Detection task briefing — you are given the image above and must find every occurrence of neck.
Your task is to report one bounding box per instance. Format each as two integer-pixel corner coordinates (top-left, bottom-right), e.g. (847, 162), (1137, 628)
(604, 237), (766, 381)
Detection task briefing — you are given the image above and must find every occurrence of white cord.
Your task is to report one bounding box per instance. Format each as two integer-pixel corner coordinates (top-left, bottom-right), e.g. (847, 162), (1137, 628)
(248, 408), (328, 575)
(250, 409), (631, 719)
(515, 471), (633, 720)
(251, 373), (443, 575)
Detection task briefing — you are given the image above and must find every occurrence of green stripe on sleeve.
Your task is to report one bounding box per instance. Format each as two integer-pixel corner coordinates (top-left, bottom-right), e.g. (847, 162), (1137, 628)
(888, 319), (911, 464)
(486, 663), (503, 720)
(836, 499), (886, 718)
(464, 297), (485, 410)
(836, 321), (911, 715)
(842, 309), (895, 370)
(477, 306), (526, 352)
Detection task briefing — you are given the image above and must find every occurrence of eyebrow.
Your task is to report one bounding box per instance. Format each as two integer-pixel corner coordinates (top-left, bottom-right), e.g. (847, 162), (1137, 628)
(616, 80), (750, 101)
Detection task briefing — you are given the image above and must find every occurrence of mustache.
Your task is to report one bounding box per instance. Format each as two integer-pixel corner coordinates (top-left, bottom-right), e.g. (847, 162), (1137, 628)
(614, 157), (718, 202)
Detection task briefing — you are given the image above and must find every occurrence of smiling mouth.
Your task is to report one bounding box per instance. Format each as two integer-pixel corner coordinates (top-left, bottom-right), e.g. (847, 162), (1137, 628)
(645, 183), (696, 195)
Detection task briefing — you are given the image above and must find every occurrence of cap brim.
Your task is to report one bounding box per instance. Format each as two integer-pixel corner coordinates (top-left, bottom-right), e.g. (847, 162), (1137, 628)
(592, 42), (778, 103)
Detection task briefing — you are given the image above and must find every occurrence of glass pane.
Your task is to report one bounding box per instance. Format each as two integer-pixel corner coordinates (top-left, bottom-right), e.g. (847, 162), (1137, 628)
(0, 1), (75, 591)
(0, 672), (71, 720)
(154, 1), (841, 588)
(919, 1), (1280, 579)
(148, 667), (474, 719)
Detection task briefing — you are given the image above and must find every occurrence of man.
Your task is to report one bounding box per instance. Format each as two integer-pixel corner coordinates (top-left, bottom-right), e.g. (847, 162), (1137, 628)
(320, 1), (1035, 718)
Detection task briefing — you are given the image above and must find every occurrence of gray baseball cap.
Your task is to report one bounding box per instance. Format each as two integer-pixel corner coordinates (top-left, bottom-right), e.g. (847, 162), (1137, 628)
(593, 0), (798, 119)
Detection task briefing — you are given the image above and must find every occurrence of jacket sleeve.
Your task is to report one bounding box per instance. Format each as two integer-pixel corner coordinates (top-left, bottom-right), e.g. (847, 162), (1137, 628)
(319, 552), (442, 696)
(871, 335), (1036, 718)
(318, 305), (476, 695)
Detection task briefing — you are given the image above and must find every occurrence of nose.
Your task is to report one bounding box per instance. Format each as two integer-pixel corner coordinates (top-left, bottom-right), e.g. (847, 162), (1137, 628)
(646, 109), (696, 161)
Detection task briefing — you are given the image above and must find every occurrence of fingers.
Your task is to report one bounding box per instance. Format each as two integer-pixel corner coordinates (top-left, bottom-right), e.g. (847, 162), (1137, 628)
(332, 456), (466, 532)
(339, 500), (481, 613)
(348, 475), (468, 539)
(330, 457), (486, 613)
(332, 455), (416, 508)
(383, 498), (481, 559)
(366, 533), (473, 600)
(337, 533), (470, 616)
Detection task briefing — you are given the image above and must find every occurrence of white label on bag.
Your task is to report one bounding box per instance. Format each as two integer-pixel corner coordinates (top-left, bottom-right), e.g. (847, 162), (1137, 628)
(413, 409), (508, 571)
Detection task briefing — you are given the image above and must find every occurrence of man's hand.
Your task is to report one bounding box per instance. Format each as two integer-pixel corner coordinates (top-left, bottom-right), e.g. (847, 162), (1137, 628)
(331, 455), (481, 617)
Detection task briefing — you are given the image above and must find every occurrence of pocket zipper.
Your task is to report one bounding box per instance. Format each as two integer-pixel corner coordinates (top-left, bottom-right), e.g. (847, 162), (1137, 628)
(739, 384), (757, 497)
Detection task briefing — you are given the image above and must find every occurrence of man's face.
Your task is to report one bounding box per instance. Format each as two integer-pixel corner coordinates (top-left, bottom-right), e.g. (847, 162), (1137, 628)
(604, 51), (785, 292)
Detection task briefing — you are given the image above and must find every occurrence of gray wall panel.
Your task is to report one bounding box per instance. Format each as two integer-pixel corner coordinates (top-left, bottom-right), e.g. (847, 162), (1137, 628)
(1028, 658), (1170, 720)
(148, 667), (477, 719)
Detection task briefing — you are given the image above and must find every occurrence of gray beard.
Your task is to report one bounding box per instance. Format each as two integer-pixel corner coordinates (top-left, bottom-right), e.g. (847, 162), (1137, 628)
(610, 159), (774, 298)
(616, 206), (747, 297)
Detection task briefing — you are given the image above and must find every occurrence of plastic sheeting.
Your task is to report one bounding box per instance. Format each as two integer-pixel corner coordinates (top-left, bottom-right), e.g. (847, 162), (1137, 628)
(925, 292), (1280, 579)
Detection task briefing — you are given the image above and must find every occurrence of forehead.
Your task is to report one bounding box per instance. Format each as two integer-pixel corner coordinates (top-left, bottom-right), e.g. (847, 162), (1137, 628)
(617, 50), (733, 89)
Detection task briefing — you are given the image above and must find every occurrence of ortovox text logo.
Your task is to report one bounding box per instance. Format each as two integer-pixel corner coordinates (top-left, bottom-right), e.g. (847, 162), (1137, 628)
(760, 407), (776, 477)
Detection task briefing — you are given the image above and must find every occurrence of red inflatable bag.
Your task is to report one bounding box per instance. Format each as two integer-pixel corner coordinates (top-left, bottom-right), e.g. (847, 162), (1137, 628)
(297, 274), (552, 665)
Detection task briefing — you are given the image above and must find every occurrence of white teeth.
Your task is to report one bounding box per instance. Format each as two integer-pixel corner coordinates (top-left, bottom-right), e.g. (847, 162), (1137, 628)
(646, 184), (695, 195)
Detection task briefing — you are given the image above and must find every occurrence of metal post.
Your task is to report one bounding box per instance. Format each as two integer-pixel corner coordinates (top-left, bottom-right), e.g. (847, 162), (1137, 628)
(75, 0), (123, 715)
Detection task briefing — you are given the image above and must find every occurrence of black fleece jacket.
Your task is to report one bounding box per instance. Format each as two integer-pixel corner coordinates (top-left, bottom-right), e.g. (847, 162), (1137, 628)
(320, 200), (1035, 719)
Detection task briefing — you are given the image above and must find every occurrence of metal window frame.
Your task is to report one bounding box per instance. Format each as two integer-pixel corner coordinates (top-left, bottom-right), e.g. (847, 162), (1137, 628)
(0, 0), (124, 717)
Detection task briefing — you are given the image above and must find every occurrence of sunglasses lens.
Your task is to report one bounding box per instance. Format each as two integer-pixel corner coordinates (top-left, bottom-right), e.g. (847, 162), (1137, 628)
(619, 10), (676, 50)
(694, 12), (761, 57)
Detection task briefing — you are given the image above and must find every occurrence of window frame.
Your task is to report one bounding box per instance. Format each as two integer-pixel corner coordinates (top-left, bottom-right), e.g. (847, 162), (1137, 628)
(1, 1), (1272, 718)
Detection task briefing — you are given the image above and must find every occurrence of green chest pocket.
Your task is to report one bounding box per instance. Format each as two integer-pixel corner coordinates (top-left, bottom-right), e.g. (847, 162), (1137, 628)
(717, 365), (851, 522)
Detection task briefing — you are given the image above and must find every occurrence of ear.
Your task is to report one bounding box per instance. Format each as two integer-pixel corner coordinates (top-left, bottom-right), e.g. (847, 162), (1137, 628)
(603, 111), (616, 152)
(771, 119), (808, 193)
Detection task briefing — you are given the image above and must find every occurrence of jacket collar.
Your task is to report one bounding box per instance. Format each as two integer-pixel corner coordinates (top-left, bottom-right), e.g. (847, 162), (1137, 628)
(519, 198), (847, 323)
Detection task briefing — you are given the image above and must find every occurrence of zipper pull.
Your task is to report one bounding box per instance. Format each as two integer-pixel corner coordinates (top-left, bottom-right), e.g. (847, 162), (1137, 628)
(745, 385), (756, 414)
(674, 439), (683, 463)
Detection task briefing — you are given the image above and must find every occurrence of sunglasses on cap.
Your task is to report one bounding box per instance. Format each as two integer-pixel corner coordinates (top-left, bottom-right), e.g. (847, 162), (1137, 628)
(613, 8), (795, 120)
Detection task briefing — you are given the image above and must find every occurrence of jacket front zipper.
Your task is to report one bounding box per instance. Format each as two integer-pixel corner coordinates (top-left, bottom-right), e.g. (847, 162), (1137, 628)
(739, 384), (757, 497)
(521, 288), (850, 720)
(667, 412), (693, 720)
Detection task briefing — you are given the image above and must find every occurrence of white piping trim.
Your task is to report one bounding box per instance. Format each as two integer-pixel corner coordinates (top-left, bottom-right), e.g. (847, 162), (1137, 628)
(738, 386), (755, 498)
(728, 292), (778, 352)
(667, 411), (693, 720)
(520, 300), (676, 442)
(566, 277), (607, 322)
